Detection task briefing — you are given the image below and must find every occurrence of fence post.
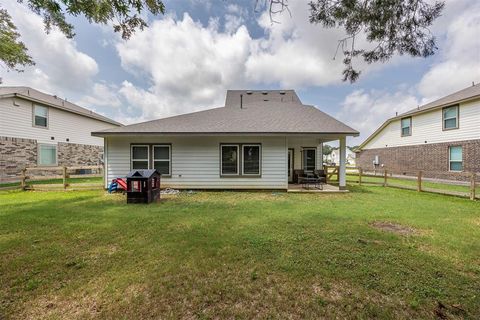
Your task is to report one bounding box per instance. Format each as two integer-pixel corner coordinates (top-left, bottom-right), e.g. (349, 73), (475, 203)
(21, 168), (27, 190)
(417, 171), (422, 192)
(470, 173), (476, 201)
(63, 166), (68, 190)
(358, 168), (362, 186)
(383, 169), (387, 187)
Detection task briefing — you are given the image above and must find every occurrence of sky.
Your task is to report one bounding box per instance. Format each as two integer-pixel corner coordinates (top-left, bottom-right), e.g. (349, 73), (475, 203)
(1, 0), (479, 146)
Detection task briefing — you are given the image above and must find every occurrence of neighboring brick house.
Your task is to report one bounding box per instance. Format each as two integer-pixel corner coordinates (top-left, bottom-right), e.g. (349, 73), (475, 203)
(0, 87), (122, 182)
(356, 84), (480, 181)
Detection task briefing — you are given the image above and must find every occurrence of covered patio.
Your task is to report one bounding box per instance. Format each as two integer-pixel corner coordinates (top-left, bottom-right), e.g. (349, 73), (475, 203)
(286, 135), (350, 192)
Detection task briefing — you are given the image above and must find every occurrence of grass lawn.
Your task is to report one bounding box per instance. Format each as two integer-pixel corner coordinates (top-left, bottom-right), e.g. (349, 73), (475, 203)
(0, 187), (479, 319)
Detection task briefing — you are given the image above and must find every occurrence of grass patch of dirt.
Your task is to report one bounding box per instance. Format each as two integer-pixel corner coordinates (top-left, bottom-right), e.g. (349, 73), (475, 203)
(370, 221), (417, 235)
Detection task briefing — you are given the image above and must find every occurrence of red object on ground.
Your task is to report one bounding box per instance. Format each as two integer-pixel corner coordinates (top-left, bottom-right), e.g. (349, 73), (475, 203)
(116, 178), (127, 190)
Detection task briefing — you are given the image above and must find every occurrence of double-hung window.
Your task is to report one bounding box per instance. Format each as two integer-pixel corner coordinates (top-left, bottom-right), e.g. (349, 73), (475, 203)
(449, 146), (463, 171)
(34, 105), (48, 128)
(153, 145), (171, 175)
(401, 117), (411, 136)
(221, 145), (239, 175)
(131, 145), (149, 169)
(242, 145), (261, 175)
(443, 105), (459, 130)
(38, 144), (57, 166)
(303, 148), (316, 172)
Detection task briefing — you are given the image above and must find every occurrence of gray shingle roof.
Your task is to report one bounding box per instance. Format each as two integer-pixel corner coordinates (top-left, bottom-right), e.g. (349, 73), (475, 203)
(93, 90), (358, 136)
(0, 86), (122, 126)
(400, 83), (480, 117)
(225, 89), (302, 107)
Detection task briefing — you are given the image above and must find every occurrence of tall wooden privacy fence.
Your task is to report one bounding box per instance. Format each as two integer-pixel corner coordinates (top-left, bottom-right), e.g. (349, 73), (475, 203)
(19, 165), (103, 191)
(348, 167), (478, 201)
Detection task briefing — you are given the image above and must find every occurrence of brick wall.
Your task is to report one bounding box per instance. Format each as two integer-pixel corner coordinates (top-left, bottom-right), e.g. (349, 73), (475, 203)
(0, 136), (37, 180)
(356, 139), (480, 181)
(0, 136), (103, 181)
(58, 142), (103, 167)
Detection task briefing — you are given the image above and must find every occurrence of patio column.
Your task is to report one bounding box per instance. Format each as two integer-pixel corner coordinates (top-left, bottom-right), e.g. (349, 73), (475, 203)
(339, 136), (347, 190)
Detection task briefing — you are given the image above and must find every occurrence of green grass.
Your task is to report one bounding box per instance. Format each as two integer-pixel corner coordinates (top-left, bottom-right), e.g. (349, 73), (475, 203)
(0, 176), (102, 188)
(0, 187), (479, 319)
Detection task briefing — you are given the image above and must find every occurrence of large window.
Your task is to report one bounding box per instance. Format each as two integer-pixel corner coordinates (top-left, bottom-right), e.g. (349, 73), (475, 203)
(443, 105), (459, 130)
(401, 117), (411, 136)
(220, 144), (262, 176)
(449, 146), (463, 171)
(221, 145), (239, 175)
(131, 145), (149, 169)
(153, 145), (171, 175)
(303, 148), (316, 172)
(38, 144), (57, 166)
(34, 105), (48, 128)
(242, 145), (261, 175)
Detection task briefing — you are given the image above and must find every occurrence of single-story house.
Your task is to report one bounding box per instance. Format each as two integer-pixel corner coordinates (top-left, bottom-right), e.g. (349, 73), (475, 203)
(356, 83), (480, 181)
(93, 90), (359, 190)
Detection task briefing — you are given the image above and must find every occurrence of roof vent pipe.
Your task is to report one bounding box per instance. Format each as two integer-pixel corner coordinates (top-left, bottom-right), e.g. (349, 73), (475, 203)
(240, 94), (243, 109)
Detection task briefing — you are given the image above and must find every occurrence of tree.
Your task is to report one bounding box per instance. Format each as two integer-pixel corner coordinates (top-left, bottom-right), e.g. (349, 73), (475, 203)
(0, 8), (34, 77)
(263, 0), (445, 83)
(0, 0), (165, 73)
(322, 144), (333, 156)
(310, 0), (445, 82)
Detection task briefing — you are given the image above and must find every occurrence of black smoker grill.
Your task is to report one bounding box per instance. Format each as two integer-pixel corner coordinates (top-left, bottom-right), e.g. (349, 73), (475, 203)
(126, 169), (161, 204)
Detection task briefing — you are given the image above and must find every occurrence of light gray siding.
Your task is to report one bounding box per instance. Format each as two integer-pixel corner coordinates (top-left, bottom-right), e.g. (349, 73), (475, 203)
(364, 99), (480, 149)
(0, 97), (117, 145)
(105, 135), (288, 189)
(286, 137), (323, 170)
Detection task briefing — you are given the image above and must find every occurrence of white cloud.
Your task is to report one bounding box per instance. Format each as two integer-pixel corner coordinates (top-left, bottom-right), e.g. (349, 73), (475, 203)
(1, 3), (98, 95)
(115, 13), (252, 119)
(418, 2), (480, 99)
(337, 88), (420, 144)
(77, 83), (122, 108)
(112, 4), (371, 120)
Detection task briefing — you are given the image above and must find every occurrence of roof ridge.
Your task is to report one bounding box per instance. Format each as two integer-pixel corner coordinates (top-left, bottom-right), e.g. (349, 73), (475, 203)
(400, 83), (480, 116)
(0, 86), (122, 126)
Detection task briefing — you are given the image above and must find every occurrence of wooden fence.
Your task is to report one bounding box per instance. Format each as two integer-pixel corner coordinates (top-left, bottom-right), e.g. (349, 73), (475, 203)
(346, 167), (478, 201)
(18, 165), (103, 191)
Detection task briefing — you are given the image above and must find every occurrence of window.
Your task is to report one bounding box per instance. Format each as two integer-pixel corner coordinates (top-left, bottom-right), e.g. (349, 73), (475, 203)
(221, 145), (239, 175)
(443, 105), (459, 130)
(153, 145), (171, 175)
(38, 144), (57, 166)
(449, 146), (463, 171)
(34, 105), (48, 128)
(131, 145), (149, 169)
(401, 117), (411, 136)
(303, 148), (316, 172)
(242, 145), (261, 175)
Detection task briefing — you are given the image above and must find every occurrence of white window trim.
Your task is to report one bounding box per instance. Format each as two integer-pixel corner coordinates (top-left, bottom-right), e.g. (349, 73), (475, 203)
(221, 144), (240, 176)
(443, 106), (459, 130)
(33, 104), (49, 129)
(242, 144), (261, 176)
(448, 146), (463, 172)
(303, 148), (317, 172)
(153, 145), (171, 176)
(131, 145), (150, 170)
(37, 143), (57, 167)
(401, 117), (411, 137)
